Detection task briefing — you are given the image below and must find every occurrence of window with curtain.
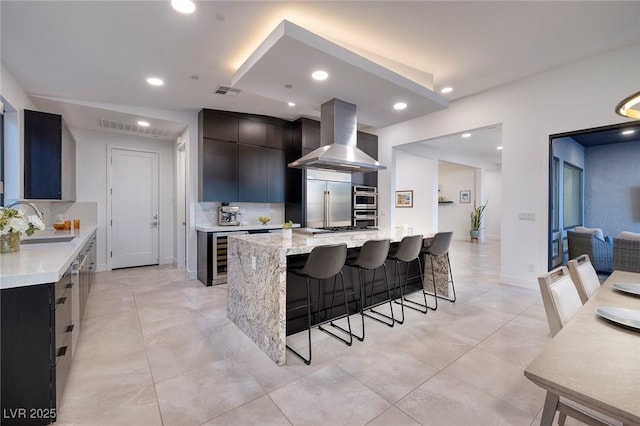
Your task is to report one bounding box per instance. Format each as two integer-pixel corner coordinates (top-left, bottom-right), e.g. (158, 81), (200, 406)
(563, 162), (583, 229)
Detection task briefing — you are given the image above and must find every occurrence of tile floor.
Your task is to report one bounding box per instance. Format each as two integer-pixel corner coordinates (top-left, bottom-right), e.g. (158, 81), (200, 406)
(57, 239), (570, 426)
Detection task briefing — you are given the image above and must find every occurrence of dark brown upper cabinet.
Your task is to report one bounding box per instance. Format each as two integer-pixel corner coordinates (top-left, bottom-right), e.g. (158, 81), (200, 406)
(200, 138), (239, 202)
(199, 109), (290, 203)
(239, 119), (267, 146)
(23, 109), (76, 200)
(201, 109), (238, 142)
(351, 131), (379, 187)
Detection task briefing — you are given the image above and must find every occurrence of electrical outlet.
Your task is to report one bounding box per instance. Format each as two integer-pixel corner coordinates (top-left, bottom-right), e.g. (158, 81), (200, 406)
(528, 263), (535, 272)
(251, 256), (256, 270)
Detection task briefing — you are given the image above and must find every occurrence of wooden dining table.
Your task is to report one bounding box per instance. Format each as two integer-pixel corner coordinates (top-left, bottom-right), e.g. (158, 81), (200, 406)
(525, 270), (640, 425)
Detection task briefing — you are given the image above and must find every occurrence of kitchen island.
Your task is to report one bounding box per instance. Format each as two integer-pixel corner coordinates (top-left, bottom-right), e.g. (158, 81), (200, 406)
(227, 228), (451, 365)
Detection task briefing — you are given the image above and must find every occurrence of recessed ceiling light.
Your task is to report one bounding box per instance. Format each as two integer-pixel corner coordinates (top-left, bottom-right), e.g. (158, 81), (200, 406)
(462, 133), (472, 138)
(440, 87), (453, 94)
(311, 70), (328, 81)
(171, 0), (195, 14)
(288, 102), (296, 107)
(393, 102), (407, 110)
(137, 121), (150, 127)
(496, 146), (504, 150)
(621, 129), (635, 135)
(146, 77), (164, 86)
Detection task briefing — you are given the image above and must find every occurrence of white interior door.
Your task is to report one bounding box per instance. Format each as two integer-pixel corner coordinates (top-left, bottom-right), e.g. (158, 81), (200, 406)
(111, 148), (159, 269)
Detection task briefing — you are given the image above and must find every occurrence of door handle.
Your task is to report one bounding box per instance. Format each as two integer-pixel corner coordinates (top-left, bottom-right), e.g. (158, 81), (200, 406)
(329, 191), (332, 227)
(150, 221), (159, 227)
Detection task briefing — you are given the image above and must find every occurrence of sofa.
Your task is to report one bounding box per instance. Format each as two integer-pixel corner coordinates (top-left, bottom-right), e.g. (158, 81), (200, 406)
(567, 230), (613, 273)
(613, 231), (640, 273)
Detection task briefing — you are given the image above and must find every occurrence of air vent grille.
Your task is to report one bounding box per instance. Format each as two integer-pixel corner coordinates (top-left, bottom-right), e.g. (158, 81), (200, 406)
(214, 86), (241, 97)
(98, 119), (171, 138)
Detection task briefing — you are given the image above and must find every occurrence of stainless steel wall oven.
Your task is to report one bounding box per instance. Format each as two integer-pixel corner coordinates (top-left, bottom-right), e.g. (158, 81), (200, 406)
(353, 185), (377, 209)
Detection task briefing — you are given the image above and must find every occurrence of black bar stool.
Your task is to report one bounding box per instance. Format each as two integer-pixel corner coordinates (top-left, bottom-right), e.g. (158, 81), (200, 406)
(388, 234), (425, 323)
(344, 239), (393, 341)
(286, 243), (351, 365)
(421, 232), (456, 308)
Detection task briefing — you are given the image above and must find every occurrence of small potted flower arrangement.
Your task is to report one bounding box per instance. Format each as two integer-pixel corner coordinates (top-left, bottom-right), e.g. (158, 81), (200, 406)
(282, 220), (293, 240)
(0, 207), (46, 253)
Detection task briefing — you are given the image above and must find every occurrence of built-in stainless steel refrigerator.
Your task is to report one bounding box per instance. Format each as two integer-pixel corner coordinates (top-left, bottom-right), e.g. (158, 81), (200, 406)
(306, 169), (352, 228)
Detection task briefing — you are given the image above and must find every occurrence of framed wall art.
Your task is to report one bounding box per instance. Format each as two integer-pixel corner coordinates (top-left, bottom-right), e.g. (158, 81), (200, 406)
(460, 190), (471, 203)
(395, 190), (413, 208)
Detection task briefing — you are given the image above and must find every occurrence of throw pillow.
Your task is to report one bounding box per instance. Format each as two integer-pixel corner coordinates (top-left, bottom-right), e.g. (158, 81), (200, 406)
(618, 231), (640, 241)
(574, 226), (605, 241)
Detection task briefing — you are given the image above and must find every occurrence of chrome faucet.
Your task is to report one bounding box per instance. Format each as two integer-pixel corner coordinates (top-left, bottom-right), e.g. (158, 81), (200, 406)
(4, 201), (45, 220)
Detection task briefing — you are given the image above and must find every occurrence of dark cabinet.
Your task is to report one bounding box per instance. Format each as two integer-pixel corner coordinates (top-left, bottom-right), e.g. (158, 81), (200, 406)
(267, 124), (289, 150)
(200, 138), (239, 202)
(199, 109), (289, 203)
(292, 118), (321, 153)
(201, 109), (238, 142)
(238, 144), (268, 202)
(352, 131), (378, 187)
(1, 267), (73, 425)
(267, 148), (286, 202)
(24, 109), (76, 201)
(238, 145), (286, 203)
(239, 119), (267, 146)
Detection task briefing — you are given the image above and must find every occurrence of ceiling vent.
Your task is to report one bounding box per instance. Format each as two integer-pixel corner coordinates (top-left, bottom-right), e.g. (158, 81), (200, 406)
(98, 119), (171, 138)
(214, 85), (241, 97)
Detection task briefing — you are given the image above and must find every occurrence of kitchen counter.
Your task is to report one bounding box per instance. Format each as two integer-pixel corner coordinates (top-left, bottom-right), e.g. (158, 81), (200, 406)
(227, 228), (443, 365)
(195, 223), (300, 232)
(0, 225), (97, 289)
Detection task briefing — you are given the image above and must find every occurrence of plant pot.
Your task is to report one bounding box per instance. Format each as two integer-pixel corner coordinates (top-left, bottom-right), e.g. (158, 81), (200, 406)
(469, 230), (480, 239)
(0, 232), (21, 253)
(282, 228), (292, 240)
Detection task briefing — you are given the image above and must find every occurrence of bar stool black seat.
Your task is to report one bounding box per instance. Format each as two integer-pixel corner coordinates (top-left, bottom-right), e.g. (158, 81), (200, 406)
(286, 243), (351, 365)
(388, 234), (425, 323)
(421, 232), (456, 308)
(345, 239), (393, 341)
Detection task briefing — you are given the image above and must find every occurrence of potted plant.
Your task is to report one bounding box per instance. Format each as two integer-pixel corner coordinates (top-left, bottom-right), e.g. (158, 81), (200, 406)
(282, 220), (293, 240)
(470, 201), (487, 240)
(0, 207), (46, 253)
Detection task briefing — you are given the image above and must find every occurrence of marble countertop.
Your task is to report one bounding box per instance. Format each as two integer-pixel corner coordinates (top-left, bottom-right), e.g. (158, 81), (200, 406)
(229, 227), (429, 256)
(0, 225), (97, 290)
(196, 223), (300, 232)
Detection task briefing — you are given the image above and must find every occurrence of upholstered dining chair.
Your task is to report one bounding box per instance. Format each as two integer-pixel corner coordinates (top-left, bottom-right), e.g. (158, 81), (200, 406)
(567, 254), (602, 304)
(538, 265), (621, 426)
(537, 265), (582, 338)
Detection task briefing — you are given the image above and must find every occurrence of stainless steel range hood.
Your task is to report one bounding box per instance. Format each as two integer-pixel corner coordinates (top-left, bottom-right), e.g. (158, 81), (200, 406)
(288, 99), (386, 172)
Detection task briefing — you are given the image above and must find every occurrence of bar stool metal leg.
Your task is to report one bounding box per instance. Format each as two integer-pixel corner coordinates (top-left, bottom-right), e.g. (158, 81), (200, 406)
(399, 256), (430, 314)
(392, 260), (407, 324)
(365, 264), (395, 327)
(285, 277), (313, 365)
(319, 271), (354, 345)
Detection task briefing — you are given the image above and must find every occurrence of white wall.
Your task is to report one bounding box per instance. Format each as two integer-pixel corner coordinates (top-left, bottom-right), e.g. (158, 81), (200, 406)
(437, 162), (501, 240)
(438, 162), (476, 239)
(73, 128), (175, 271)
(393, 150), (438, 235)
(1, 63), (37, 201)
(484, 169), (502, 240)
(377, 43), (640, 289)
(31, 98), (199, 278)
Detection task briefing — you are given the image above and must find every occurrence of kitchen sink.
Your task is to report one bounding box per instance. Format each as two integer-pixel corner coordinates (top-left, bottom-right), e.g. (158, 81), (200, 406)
(21, 236), (76, 244)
